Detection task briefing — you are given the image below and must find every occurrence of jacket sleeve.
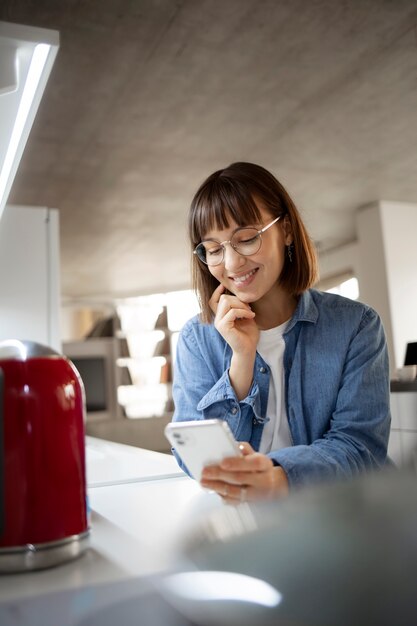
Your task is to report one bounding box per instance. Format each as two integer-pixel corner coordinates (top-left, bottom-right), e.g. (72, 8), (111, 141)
(269, 308), (392, 487)
(171, 321), (263, 475)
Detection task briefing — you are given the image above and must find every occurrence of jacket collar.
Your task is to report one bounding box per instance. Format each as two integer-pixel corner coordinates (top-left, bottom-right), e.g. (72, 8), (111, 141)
(285, 289), (319, 333)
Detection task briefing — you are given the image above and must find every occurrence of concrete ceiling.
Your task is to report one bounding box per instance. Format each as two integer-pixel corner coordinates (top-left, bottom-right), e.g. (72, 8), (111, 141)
(2, 0), (417, 304)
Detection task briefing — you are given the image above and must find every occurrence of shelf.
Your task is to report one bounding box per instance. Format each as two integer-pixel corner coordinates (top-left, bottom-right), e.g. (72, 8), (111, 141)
(118, 382), (172, 418)
(62, 293), (200, 449)
(114, 303), (176, 420)
(116, 355), (171, 367)
(115, 328), (170, 339)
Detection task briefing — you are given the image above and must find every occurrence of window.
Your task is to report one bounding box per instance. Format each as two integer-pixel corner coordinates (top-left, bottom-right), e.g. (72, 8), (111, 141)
(326, 277), (359, 300)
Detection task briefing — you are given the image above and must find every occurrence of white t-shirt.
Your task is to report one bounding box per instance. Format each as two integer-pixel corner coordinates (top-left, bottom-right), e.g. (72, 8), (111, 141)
(257, 320), (292, 454)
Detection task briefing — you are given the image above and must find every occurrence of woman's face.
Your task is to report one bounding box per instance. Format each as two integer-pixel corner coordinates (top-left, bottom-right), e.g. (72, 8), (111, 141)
(202, 202), (292, 305)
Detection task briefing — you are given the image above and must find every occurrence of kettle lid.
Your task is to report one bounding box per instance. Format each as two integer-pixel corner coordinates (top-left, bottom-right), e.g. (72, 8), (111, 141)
(0, 339), (61, 361)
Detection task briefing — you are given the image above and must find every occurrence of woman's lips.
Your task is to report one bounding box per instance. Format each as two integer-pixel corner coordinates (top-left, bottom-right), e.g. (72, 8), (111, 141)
(230, 268), (258, 287)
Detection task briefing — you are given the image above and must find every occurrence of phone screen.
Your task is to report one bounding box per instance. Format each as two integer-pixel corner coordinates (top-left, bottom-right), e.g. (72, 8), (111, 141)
(165, 419), (241, 480)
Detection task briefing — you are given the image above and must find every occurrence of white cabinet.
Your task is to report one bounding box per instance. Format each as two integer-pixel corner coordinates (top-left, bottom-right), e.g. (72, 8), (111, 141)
(0, 204), (61, 351)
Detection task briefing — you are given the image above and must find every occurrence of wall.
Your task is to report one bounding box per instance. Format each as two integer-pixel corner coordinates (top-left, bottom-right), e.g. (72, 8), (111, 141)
(379, 201), (417, 368)
(355, 203), (395, 372)
(0, 204), (61, 351)
(318, 200), (417, 375)
(60, 305), (115, 342)
(318, 241), (359, 287)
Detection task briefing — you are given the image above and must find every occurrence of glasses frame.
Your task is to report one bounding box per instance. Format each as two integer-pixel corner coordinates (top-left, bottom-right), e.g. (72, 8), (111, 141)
(194, 215), (284, 266)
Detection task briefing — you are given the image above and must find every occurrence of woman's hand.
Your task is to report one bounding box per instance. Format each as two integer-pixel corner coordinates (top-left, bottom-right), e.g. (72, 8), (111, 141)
(200, 442), (289, 504)
(209, 284), (259, 357)
(209, 284), (259, 400)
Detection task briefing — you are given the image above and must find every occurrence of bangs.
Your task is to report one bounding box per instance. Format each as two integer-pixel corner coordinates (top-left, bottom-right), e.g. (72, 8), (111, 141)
(189, 177), (262, 244)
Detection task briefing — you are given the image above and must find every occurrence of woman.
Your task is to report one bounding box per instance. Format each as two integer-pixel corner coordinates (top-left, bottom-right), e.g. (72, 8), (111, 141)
(171, 162), (391, 503)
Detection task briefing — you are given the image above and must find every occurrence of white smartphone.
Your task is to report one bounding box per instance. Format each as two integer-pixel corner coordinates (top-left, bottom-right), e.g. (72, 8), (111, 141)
(164, 419), (242, 481)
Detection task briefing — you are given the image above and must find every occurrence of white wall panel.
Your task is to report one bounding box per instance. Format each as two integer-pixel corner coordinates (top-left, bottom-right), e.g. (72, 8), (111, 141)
(0, 204), (61, 351)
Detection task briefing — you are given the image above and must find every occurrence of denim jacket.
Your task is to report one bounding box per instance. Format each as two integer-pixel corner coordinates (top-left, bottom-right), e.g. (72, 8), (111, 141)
(172, 289), (391, 487)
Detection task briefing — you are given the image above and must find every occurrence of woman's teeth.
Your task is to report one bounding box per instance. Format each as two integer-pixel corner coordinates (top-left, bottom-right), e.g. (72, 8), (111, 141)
(232, 269), (257, 285)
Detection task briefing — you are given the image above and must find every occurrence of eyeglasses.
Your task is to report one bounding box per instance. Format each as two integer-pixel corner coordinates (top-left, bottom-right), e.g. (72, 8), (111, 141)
(194, 215), (284, 266)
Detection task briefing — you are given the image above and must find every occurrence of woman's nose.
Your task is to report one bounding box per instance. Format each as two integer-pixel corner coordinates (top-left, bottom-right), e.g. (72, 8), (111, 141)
(223, 243), (245, 270)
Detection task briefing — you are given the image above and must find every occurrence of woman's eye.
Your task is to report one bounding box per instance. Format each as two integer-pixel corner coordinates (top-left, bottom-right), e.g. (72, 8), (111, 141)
(207, 247), (222, 257)
(239, 235), (258, 245)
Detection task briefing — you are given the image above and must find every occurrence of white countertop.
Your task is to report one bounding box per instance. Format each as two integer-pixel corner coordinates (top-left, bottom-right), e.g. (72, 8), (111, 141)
(0, 437), (224, 611)
(85, 435), (184, 486)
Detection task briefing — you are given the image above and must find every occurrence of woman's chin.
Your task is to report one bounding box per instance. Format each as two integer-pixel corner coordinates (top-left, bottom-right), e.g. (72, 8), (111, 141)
(231, 288), (259, 304)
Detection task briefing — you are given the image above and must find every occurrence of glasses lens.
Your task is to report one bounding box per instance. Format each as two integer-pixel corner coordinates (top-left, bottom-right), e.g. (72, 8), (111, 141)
(195, 242), (223, 265)
(231, 228), (261, 256)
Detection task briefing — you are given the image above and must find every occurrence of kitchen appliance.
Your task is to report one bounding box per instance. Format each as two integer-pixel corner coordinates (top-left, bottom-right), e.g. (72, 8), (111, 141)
(0, 339), (89, 572)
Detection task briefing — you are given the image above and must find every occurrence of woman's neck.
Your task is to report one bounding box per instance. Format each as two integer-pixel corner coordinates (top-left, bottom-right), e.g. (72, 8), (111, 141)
(252, 288), (298, 330)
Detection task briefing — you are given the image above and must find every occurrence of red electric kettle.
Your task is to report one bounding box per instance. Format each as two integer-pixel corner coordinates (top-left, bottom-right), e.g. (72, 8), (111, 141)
(0, 339), (89, 572)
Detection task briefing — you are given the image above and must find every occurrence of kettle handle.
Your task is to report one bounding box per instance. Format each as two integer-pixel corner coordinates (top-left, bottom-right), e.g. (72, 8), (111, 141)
(0, 366), (3, 537)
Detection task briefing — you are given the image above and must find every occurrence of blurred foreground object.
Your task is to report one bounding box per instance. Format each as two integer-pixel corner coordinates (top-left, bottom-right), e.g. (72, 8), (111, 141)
(163, 465), (417, 626)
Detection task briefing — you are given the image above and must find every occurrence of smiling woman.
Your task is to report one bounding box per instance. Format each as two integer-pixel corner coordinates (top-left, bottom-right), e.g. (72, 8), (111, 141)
(189, 162), (318, 326)
(170, 162), (391, 502)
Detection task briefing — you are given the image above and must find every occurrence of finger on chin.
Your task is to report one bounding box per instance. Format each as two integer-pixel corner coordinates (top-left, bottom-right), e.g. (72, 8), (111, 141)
(212, 283), (226, 300)
(209, 283), (226, 312)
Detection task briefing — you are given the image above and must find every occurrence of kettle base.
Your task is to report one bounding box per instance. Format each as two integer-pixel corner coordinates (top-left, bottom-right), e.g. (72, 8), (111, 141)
(0, 530), (90, 573)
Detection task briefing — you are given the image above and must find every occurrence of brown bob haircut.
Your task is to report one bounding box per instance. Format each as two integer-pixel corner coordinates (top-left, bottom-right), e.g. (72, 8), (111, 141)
(189, 162), (318, 323)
